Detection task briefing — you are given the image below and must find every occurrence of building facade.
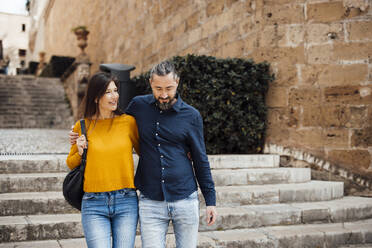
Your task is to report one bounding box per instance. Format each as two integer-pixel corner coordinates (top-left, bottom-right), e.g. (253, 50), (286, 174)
(0, 12), (30, 75)
(29, 0), (372, 185)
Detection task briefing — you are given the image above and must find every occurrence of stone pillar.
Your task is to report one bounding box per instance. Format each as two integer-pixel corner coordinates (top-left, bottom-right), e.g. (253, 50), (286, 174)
(36, 52), (46, 76)
(61, 26), (91, 120)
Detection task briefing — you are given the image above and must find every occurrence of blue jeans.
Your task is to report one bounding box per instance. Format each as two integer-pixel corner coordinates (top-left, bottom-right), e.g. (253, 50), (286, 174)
(139, 191), (199, 248)
(81, 188), (138, 248)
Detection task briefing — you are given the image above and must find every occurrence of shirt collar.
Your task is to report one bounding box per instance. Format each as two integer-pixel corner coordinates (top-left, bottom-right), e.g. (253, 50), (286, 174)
(146, 94), (182, 113)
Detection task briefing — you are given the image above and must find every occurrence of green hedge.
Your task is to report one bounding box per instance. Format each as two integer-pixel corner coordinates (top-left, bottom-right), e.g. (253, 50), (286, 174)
(131, 54), (274, 154)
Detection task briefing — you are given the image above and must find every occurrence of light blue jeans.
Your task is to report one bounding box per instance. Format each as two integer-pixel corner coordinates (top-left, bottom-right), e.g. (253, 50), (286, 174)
(81, 188), (138, 248)
(139, 191), (199, 248)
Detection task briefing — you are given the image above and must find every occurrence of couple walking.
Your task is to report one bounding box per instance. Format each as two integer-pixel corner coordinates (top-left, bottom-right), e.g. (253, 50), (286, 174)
(66, 60), (217, 248)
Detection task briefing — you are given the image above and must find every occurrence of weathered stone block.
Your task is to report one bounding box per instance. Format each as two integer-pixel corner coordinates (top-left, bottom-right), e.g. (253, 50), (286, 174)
(252, 46), (305, 64)
(258, 25), (286, 47)
(238, 16), (254, 37)
(215, 7), (235, 31)
(317, 64), (368, 86)
(333, 42), (372, 61)
(347, 21), (372, 41)
(324, 85), (372, 104)
(263, 4), (304, 24)
(302, 106), (322, 127)
(289, 87), (321, 106)
(185, 11), (200, 32)
(221, 39), (245, 58)
(321, 105), (349, 128)
(306, 23), (344, 44)
(290, 129), (324, 149)
(206, 0), (225, 17)
(351, 127), (372, 148)
(201, 18), (217, 38)
(286, 24), (305, 47)
(187, 26), (202, 45)
(263, 0), (306, 4)
(327, 150), (371, 171)
(265, 126), (291, 144)
(307, 45), (334, 64)
(323, 128), (349, 148)
(346, 106), (367, 128)
(307, 2), (347, 22)
(266, 87), (288, 107)
(266, 107), (300, 128)
(212, 27), (238, 48)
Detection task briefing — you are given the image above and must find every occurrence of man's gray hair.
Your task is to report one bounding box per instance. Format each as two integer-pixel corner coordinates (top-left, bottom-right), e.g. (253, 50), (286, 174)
(150, 60), (179, 81)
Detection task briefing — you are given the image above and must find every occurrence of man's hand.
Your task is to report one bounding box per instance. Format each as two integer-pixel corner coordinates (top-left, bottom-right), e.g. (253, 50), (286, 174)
(206, 206), (217, 226)
(69, 125), (79, 145)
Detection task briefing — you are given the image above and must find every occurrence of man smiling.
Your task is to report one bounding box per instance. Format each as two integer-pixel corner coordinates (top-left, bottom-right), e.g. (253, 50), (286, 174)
(126, 60), (217, 247)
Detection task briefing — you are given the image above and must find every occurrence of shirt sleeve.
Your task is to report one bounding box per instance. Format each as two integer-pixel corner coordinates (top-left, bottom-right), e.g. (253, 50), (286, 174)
(66, 120), (82, 170)
(188, 112), (216, 206)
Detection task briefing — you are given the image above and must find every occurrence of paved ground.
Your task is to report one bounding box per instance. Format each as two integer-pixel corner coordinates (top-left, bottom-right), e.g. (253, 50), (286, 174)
(0, 129), (70, 155)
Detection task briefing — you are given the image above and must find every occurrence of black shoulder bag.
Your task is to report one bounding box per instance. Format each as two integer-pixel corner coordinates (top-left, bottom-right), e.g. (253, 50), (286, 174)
(63, 119), (87, 211)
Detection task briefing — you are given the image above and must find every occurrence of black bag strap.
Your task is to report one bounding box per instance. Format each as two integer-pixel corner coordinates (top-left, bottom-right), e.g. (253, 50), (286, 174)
(79, 119), (87, 172)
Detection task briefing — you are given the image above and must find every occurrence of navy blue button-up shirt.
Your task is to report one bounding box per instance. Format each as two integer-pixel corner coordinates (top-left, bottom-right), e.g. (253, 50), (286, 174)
(126, 94), (216, 206)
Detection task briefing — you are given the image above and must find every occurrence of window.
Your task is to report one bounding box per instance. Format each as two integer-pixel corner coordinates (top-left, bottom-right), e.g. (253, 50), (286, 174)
(20, 60), (25, 67)
(19, 49), (26, 56)
(22, 24), (26, 32)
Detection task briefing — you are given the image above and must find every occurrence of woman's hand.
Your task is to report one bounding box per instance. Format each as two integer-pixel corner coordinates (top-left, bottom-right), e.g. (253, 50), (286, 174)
(76, 135), (87, 156)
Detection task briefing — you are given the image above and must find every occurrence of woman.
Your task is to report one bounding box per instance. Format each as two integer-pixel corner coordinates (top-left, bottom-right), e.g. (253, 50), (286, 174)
(66, 72), (139, 248)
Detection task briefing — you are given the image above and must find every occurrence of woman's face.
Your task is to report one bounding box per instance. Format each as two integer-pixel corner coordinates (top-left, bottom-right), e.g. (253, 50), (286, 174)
(98, 81), (119, 114)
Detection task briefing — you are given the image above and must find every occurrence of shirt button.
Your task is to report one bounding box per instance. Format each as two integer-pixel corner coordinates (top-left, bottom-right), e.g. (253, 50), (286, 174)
(160, 111), (163, 114)
(162, 167), (164, 170)
(160, 155), (164, 158)
(156, 122), (159, 125)
(156, 133), (158, 136)
(158, 144), (161, 146)
(162, 180), (164, 183)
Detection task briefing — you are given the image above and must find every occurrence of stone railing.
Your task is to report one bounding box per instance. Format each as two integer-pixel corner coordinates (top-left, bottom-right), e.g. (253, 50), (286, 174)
(264, 143), (372, 193)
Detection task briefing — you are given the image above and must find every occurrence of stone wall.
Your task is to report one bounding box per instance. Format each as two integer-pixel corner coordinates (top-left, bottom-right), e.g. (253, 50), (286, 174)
(40, 0), (372, 180)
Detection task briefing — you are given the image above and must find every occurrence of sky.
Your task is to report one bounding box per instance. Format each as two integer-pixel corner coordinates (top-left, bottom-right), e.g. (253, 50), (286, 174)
(0, 0), (28, 15)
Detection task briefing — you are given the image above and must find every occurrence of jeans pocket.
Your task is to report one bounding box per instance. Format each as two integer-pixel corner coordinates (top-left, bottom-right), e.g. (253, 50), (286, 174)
(118, 189), (137, 197)
(187, 191), (198, 200)
(82, 192), (97, 200)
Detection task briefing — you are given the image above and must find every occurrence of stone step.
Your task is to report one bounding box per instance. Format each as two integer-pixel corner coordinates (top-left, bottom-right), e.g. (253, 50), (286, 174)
(0, 155), (69, 174)
(0, 173), (65, 193)
(202, 196), (372, 231)
(1, 218), (372, 248)
(0, 181), (344, 216)
(212, 167), (311, 185)
(212, 180), (344, 207)
(0, 129), (71, 154)
(1, 197), (371, 243)
(0, 76), (73, 129)
(207, 154), (279, 169)
(0, 192), (78, 216)
(339, 245), (372, 248)
(0, 167), (310, 193)
(0, 154), (279, 174)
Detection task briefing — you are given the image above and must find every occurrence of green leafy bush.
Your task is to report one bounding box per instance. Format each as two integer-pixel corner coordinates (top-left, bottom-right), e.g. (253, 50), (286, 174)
(131, 54), (274, 154)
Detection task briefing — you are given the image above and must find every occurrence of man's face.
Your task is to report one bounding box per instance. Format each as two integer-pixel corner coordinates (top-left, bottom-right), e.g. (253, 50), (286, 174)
(150, 73), (179, 110)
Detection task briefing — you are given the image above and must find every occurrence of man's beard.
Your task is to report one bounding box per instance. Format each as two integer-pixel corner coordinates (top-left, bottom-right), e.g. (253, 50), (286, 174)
(156, 97), (175, 110)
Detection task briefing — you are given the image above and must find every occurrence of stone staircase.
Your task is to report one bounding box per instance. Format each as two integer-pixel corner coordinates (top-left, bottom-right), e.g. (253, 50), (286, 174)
(0, 75), (73, 129)
(0, 154), (371, 247)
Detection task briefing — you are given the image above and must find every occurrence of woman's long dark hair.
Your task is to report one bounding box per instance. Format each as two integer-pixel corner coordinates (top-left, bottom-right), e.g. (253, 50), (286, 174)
(79, 72), (123, 120)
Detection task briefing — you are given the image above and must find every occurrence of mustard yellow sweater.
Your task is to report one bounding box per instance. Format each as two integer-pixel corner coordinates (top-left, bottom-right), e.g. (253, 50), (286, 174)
(66, 114), (139, 193)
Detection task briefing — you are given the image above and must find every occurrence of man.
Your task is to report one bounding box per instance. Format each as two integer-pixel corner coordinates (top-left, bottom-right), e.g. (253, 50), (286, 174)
(70, 60), (217, 247)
